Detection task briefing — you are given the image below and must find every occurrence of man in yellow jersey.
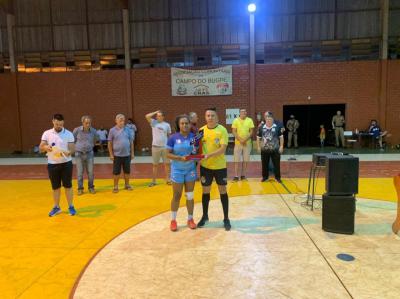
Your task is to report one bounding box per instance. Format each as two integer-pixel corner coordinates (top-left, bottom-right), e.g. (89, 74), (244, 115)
(197, 108), (231, 231)
(232, 108), (254, 181)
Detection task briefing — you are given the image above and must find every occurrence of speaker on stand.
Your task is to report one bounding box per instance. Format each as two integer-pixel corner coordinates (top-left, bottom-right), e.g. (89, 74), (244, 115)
(322, 154), (359, 235)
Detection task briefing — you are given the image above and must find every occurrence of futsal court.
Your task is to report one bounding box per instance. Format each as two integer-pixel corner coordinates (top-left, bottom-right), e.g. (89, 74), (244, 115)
(2, 0), (400, 298)
(1, 153), (400, 298)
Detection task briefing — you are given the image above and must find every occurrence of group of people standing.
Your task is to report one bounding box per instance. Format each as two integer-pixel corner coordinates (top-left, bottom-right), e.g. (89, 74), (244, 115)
(39, 109), (287, 232)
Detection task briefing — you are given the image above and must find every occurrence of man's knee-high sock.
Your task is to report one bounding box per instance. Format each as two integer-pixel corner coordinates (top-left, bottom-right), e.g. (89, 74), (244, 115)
(220, 193), (229, 220)
(202, 193), (210, 217)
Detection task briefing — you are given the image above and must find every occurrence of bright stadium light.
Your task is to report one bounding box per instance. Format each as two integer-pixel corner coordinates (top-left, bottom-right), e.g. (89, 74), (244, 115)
(248, 3), (256, 13)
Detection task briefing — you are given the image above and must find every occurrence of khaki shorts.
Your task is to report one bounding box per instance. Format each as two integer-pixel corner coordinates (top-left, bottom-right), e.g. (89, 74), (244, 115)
(233, 143), (252, 162)
(152, 146), (170, 165)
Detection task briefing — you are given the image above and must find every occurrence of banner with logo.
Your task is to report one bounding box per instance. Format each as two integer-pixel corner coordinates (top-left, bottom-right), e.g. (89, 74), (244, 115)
(171, 66), (232, 96)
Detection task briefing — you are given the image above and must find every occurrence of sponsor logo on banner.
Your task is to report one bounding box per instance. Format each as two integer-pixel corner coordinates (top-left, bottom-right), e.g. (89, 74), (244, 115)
(171, 66), (232, 96)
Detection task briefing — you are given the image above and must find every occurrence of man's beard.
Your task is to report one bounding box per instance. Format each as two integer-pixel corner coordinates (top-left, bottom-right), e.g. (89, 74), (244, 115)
(55, 128), (62, 132)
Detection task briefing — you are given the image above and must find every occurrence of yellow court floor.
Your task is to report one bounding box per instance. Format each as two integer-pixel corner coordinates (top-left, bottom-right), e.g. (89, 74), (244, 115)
(0, 178), (397, 298)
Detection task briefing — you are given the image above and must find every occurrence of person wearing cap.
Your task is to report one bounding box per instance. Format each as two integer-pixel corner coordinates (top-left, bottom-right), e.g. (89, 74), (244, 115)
(257, 111), (284, 183)
(286, 115), (299, 148)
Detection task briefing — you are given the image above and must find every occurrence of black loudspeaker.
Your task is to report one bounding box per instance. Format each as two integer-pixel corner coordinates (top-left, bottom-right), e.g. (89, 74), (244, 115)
(325, 155), (359, 195)
(322, 194), (355, 234)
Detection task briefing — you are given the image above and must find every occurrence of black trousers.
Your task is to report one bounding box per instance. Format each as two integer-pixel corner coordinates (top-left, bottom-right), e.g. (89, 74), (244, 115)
(261, 150), (281, 180)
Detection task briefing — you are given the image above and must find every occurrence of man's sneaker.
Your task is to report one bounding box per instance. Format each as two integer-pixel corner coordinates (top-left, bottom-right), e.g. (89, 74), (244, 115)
(68, 206), (77, 216)
(240, 176), (247, 181)
(77, 189), (84, 196)
(125, 185), (133, 191)
(275, 178), (282, 183)
(170, 220), (178, 232)
(232, 176), (239, 182)
(89, 188), (96, 194)
(223, 219), (231, 231)
(49, 206), (61, 217)
(261, 177), (268, 182)
(187, 219), (197, 229)
(197, 215), (209, 227)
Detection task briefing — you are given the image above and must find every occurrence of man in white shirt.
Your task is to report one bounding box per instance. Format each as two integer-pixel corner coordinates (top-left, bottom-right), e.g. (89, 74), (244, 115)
(97, 127), (108, 152)
(145, 110), (171, 187)
(126, 118), (137, 141)
(39, 114), (76, 217)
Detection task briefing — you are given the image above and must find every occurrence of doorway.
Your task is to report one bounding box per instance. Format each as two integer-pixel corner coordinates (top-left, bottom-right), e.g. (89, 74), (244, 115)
(283, 104), (346, 147)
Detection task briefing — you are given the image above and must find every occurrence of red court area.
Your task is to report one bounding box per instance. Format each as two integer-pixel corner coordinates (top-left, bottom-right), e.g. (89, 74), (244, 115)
(1, 161), (399, 180)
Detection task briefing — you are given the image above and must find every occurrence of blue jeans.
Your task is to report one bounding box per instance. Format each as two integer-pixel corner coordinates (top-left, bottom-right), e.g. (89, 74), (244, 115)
(75, 151), (94, 190)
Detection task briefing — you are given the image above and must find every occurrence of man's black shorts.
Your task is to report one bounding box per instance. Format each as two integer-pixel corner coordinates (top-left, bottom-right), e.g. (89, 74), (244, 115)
(47, 161), (73, 190)
(113, 156), (131, 175)
(200, 166), (227, 186)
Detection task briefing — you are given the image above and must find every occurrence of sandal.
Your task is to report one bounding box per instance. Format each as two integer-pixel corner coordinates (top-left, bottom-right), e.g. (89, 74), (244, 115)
(125, 185), (133, 191)
(148, 182), (156, 187)
(112, 187), (119, 193)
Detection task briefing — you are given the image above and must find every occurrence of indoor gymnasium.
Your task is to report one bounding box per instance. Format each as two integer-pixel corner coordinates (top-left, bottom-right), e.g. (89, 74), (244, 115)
(1, 0), (400, 298)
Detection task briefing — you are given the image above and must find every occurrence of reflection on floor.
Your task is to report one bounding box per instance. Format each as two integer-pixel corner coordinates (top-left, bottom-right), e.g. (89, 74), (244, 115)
(0, 178), (398, 298)
(73, 195), (400, 299)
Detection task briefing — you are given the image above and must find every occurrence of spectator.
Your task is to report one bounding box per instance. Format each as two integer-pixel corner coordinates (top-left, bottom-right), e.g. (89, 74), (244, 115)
(126, 118), (138, 142)
(368, 119), (387, 150)
(231, 108), (254, 181)
(189, 112), (199, 135)
(145, 110), (172, 187)
(97, 127), (108, 152)
(257, 112), (284, 183)
(319, 125), (326, 147)
(39, 114), (76, 217)
(73, 115), (99, 195)
(108, 114), (134, 193)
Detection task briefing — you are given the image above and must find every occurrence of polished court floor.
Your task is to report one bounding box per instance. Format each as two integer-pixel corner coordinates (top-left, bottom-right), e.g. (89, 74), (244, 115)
(73, 195), (400, 299)
(0, 154), (399, 298)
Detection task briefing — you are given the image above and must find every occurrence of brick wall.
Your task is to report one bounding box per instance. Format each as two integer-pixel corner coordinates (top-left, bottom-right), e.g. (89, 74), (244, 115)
(386, 60), (400, 145)
(16, 70), (129, 151)
(0, 60), (400, 153)
(131, 65), (249, 148)
(255, 61), (381, 131)
(0, 74), (21, 152)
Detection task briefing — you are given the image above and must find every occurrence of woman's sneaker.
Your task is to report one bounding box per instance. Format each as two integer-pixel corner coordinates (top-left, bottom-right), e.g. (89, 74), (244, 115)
(187, 219), (197, 229)
(170, 220), (178, 231)
(49, 206), (61, 217)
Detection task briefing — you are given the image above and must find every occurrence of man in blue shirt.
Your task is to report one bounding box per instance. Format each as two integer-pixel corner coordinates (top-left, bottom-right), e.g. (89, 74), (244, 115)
(108, 114), (134, 193)
(368, 119), (387, 150)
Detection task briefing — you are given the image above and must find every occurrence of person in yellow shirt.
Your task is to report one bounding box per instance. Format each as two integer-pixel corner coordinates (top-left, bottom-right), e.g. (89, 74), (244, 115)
(231, 108), (254, 181)
(197, 108), (231, 231)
